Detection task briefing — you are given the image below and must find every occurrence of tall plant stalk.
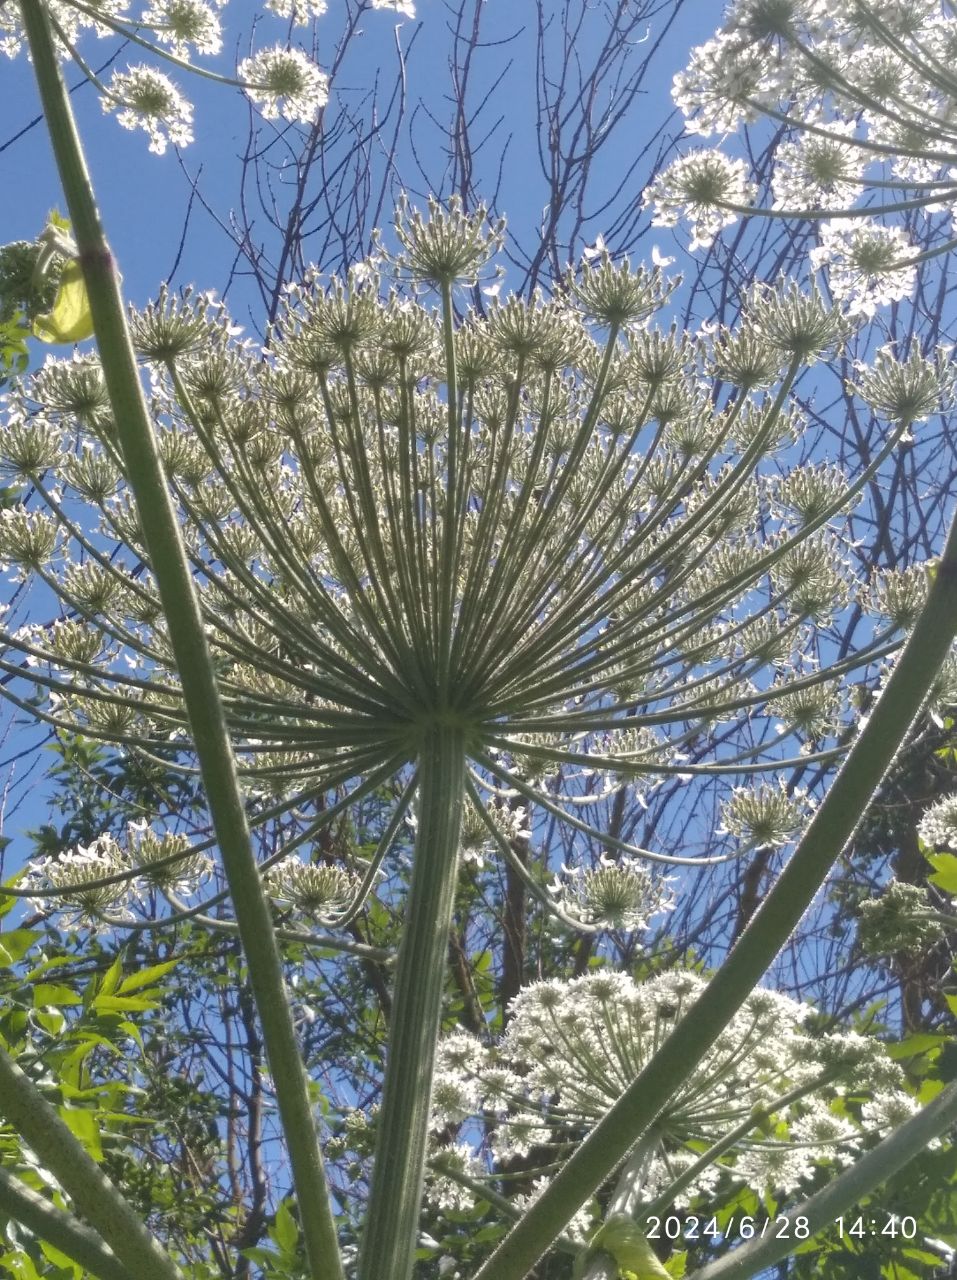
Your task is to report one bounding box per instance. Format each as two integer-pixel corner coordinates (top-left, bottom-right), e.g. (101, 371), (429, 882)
(357, 726), (466, 1280)
(473, 530), (957, 1279)
(17, 4), (344, 1277)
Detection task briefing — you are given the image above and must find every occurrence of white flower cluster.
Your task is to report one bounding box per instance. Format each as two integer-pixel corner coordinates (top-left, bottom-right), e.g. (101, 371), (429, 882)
(651, 0), (956, 308)
(428, 970), (911, 1214)
(809, 222), (916, 318)
(264, 855), (362, 919)
(719, 780), (810, 849)
(918, 794), (957, 851)
(103, 66), (195, 154)
(547, 854), (675, 932)
(2, 0), (409, 151)
(238, 47), (329, 124)
(22, 823), (211, 928)
(643, 151), (756, 251)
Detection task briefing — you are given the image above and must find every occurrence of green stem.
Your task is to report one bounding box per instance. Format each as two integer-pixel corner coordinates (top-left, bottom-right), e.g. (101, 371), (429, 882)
(357, 725), (466, 1280)
(19, 5), (343, 1279)
(686, 1080), (957, 1280)
(581, 1135), (660, 1280)
(0, 1165), (135, 1280)
(473, 512), (957, 1279)
(0, 1051), (179, 1280)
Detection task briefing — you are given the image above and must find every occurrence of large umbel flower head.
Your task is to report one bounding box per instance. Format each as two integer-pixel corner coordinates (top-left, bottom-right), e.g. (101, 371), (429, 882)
(0, 201), (944, 927)
(427, 969), (914, 1224)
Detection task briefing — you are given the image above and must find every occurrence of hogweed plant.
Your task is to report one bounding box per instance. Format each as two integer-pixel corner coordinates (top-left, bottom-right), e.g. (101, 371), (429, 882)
(2, 190), (955, 1276)
(7, 2), (957, 1278)
(647, 0), (957, 310)
(422, 971), (917, 1277)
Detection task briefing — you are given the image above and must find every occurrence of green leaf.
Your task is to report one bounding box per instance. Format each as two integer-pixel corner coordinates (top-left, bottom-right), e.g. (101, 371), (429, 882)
(92, 993), (159, 1013)
(0, 870), (26, 920)
(98, 951), (125, 998)
(32, 982), (83, 1007)
(588, 1216), (670, 1279)
(116, 957), (181, 994)
(927, 852), (957, 895)
(0, 930), (40, 967)
(0, 1249), (41, 1280)
(888, 1034), (950, 1060)
(58, 1106), (103, 1161)
(39, 1237), (80, 1273)
(32, 258), (94, 344)
(33, 1008), (65, 1035)
(272, 1199), (299, 1254)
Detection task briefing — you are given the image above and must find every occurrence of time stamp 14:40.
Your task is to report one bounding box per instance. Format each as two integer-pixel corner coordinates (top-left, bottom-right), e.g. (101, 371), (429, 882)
(644, 1214), (919, 1241)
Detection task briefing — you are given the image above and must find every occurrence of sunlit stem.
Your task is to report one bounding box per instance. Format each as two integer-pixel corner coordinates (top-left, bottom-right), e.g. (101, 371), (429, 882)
(18, 4), (343, 1278)
(473, 496), (957, 1279)
(358, 725), (466, 1280)
(581, 1133), (660, 1280)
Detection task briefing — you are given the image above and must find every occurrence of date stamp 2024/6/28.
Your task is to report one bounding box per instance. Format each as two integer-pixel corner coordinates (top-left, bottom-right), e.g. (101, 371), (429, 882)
(643, 1213), (919, 1243)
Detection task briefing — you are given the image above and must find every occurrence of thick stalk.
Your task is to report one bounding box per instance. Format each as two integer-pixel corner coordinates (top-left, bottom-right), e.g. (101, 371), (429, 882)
(18, 5), (343, 1278)
(581, 1134), (660, 1280)
(474, 519), (957, 1279)
(357, 725), (466, 1280)
(687, 1080), (957, 1280)
(0, 1166), (135, 1280)
(0, 1051), (180, 1280)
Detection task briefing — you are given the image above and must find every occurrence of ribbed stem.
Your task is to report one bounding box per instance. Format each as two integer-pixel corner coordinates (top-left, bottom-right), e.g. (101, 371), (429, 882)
(19, 5), (342, 1278)
(581, 1134), (661, 1280)
(357, 725), (466, 1280)
(475, 509), (957, 1279)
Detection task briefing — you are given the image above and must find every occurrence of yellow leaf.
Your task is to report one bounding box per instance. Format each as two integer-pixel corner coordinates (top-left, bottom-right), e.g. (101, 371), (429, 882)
(32, 258), (94, 344)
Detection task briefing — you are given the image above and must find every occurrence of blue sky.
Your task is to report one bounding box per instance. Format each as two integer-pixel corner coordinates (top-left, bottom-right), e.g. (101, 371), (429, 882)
(1, 1), (704, 315)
